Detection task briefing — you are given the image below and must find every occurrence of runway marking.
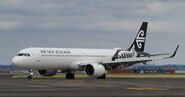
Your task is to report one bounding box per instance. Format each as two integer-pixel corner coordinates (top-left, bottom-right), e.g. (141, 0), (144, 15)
(127, 88), (168, 91)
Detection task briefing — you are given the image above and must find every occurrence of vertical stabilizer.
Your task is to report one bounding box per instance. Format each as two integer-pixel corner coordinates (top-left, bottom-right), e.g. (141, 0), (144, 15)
(128, 22), (148, 52)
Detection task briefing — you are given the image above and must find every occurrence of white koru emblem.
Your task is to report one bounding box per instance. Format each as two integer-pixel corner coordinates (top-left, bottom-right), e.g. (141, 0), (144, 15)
(118, 51), (126, 59)
(136, 30), (145, 49)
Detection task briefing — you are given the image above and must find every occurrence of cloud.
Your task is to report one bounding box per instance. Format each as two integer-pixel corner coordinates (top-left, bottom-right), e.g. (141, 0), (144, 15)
(35, 22), (65, 29)
(145, 1), (184, 16)
(0, 0), (184, 65)
(0, 0), (184, 33)
(0, 21), (23, 30)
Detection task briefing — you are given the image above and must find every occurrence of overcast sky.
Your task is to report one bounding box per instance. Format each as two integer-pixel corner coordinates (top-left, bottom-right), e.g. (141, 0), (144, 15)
(0, 0), (184, 65)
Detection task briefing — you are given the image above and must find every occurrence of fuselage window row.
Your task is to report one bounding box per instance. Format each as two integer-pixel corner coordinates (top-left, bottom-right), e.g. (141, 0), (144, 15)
(41, 54), (107, 58)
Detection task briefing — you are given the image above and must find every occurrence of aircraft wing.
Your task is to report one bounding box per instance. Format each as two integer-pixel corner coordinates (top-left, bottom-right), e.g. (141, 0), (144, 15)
(102, 45), (179, 65)
(149, 53), (171, 57)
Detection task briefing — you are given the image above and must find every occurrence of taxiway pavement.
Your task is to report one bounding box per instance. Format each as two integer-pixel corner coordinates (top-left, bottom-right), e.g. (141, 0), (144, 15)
(0, 73), (185, 97)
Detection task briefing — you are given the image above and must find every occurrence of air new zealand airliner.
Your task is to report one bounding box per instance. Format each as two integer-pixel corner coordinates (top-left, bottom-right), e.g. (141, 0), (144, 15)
(11, 22), (179, 79)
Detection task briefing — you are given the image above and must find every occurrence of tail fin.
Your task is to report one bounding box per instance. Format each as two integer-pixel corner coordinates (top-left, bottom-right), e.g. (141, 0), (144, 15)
(128, 22), (148, 52)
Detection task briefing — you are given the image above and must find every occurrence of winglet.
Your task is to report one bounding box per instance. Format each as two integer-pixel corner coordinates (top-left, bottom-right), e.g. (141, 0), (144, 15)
(164, 45), (179, 59)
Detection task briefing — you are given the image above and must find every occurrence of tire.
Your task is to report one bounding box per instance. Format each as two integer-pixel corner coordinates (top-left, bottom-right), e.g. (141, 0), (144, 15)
(27, 75), (32, 79)
(66, 73), (75, 79)
(97, 74), (106, 79)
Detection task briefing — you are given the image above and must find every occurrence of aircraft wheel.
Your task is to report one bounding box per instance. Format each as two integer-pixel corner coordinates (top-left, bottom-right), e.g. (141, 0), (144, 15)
(27, 75), (32, 79)
(66, 73), (75, 79)
(97, 74), (106, 79)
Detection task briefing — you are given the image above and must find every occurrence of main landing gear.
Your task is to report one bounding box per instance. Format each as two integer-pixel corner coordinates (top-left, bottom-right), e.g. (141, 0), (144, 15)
(66, 72), (75, 79)
(97, 74), (106, 79)
(27, 69), (33, 79)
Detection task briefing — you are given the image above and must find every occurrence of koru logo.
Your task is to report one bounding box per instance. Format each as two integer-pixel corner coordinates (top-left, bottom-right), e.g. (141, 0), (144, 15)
(136, 30), (145, 49)
(118, 51), (126, 59)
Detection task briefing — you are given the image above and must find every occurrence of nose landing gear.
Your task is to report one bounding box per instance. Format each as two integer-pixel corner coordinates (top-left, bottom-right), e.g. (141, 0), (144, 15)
(27, 69), (33, 79)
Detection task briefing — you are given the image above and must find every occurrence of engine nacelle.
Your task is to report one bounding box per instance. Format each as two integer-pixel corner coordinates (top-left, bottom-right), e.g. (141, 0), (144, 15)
(85, 63), (106, 77)
(38, 70), (57, 76)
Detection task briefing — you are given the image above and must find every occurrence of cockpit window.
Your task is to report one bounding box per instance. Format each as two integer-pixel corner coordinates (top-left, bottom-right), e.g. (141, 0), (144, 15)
(18, 53), (24, 56)
(27, 54), (30, 56)
(17, 53), (31, 57)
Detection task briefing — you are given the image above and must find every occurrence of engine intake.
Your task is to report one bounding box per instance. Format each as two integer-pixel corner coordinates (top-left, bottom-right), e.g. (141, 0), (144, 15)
(85, 63), (106, 77)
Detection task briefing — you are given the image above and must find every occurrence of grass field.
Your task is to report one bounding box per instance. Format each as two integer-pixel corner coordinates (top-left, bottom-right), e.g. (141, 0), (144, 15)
(12, 74), (185, 79)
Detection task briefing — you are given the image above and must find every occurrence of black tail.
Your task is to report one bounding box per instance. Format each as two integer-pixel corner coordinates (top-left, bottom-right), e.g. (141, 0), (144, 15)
(128, 22), (148, 52)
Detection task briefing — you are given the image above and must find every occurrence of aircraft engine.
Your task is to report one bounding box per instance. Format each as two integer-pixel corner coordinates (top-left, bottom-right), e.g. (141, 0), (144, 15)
(84, 63), (106, 77)
(38, 70), (57, 76)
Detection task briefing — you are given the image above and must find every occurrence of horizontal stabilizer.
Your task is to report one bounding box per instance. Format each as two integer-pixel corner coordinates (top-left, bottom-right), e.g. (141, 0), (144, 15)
(102, 45), (179, 65)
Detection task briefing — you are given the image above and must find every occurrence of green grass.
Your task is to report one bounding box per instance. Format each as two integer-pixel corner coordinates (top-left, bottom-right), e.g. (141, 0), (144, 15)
(12, 74), (88, 79)
(108, 74), (185, 78)
(12, 74), (185, 79)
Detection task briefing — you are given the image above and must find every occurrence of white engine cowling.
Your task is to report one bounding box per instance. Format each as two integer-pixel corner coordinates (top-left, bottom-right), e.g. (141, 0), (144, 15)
(38, 70), (57, 76)
(84, 63), (106, 77)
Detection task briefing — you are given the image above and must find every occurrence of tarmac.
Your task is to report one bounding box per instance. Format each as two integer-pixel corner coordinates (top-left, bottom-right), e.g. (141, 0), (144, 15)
(1, 73), (185, 97)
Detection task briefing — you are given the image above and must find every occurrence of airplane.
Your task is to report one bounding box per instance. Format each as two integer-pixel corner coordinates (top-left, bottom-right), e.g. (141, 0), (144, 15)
(11, 22), (179, 79)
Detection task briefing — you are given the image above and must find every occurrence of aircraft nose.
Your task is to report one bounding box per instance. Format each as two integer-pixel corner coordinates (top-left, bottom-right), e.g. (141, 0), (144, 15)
(11, 57), (23, 67)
